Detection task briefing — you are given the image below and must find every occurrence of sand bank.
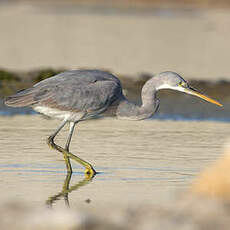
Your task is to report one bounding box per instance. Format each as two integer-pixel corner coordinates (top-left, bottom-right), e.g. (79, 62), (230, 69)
(1, 3), (230, 80)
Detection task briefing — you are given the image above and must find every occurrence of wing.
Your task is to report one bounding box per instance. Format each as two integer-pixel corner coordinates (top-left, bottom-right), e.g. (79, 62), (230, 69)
(5, 70), (123, 113)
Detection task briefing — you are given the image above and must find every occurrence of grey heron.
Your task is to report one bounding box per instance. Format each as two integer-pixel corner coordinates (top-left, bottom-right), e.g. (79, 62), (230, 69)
(5, 70), (222, 177)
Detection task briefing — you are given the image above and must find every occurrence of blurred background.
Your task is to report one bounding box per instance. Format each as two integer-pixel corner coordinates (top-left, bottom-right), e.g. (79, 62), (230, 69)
(0, 0), (229, 119)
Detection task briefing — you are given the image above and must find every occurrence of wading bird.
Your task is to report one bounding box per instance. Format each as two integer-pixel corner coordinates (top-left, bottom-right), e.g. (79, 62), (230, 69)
(5, 70), (222, 177)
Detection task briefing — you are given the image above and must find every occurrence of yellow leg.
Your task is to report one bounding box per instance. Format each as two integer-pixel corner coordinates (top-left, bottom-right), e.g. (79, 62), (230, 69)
(47, 136), (96, 178)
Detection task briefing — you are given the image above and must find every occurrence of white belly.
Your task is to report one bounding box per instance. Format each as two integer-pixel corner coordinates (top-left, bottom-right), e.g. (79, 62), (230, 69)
(33, 105), (85, 122)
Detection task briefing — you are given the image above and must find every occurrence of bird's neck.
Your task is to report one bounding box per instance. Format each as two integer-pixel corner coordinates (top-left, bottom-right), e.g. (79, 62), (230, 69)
(116, 79), (159, 120)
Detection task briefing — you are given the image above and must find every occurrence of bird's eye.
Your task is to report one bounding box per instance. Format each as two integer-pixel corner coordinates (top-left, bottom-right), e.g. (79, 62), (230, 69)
(178, 81), (187, 87)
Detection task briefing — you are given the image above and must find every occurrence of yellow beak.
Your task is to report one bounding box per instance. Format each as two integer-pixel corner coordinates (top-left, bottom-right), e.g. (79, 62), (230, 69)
(183, 86), (223, 107)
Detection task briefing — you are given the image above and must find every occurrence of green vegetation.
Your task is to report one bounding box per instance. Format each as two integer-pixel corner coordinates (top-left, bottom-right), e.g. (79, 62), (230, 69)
(0, 69), (21, 97)
(33, 69), (64, 82)
(0, 70), (20, 82)
(0, 68), (65, 98)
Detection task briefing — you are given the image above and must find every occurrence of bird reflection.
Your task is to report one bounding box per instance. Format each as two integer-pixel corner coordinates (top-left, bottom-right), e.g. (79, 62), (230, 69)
(46, 172), (95, 208)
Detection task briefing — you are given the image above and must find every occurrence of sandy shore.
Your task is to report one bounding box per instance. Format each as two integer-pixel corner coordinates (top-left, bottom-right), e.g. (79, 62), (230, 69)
(0, 115), (230, 229)
(1, 3), (230, 80)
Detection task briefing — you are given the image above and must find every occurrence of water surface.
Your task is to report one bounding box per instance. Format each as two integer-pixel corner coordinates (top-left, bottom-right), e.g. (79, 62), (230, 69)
(0, 116), (228, 208)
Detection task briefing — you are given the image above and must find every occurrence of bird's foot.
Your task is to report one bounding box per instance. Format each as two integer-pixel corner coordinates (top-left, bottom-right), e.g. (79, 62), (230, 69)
(85, 167), (96, 179)
(47, 136), (55, 149)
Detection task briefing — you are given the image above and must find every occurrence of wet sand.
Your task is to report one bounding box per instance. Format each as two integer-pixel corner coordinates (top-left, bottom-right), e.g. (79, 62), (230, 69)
(1, 115), (229, 208)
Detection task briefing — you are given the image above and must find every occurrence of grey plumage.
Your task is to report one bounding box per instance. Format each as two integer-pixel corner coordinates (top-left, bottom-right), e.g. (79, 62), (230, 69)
(5, 70), (122, 115)
(4, 70), (185, 121)
(4, 69), (222, 175)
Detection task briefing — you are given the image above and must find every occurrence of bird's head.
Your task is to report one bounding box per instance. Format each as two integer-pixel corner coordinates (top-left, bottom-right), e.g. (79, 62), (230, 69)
(155, 71), (222, 107)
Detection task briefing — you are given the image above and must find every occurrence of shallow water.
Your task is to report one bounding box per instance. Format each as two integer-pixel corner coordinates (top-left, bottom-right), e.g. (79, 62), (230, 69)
(0, 115), (229, 208)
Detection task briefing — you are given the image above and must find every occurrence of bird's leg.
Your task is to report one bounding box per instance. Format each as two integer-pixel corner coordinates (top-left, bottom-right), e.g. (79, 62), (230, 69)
(47, 120), (96, 177)
(64, 121), (96, 177)
(47, 119), (68, 147)
(52, 144), (96, 177)
(62, 122), (77, 173)
(65, 122), (75, 152)
(65, 148), (97, 178)
(47, 120), (72, 173)
(62, 122), (76, 173)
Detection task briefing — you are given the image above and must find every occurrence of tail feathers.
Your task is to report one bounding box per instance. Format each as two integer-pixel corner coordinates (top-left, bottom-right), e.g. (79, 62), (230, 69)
(4, 88), (36, 107)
